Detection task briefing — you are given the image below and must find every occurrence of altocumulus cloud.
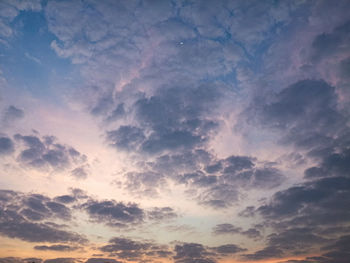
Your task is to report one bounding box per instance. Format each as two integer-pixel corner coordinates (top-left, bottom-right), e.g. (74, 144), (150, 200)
(0, 0), (350, 262)
(0, 190), (87, 244)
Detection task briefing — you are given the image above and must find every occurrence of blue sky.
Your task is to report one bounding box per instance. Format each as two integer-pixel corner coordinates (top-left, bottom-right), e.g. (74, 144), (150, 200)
(0, 1), (350, 263)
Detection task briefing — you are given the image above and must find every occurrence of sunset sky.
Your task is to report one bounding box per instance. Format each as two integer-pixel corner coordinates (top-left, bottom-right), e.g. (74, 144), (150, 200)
(0, 1), (350, 263)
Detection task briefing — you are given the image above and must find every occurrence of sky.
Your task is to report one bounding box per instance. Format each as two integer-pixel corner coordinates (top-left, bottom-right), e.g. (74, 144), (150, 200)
(0, 0), (350, 263)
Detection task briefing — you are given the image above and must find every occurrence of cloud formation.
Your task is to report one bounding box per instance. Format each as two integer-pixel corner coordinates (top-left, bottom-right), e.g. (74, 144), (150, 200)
(1, 0), (350, 262)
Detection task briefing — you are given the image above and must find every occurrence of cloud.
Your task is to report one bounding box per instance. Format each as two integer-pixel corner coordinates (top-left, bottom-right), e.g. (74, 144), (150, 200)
(100, 237), (172, 261)
(81, 199), (144, 228)
(147, 207), (177, 221)
(0, 0), (41, 43)
(0, 258), (42, 263)
(2, 105), (24, 123)
(268, 228), (329, 251)
(70, 165), (90, 180)
(54, 195), (77, 204)
(245, 175), (350, 260)
(277, 235), (350, 263)
(304, 148), (350, 179)
(211, 244), (246, 255)
(212, 224), (261, 240)
(251, 79), (348, 159)
(173, 243), (215, 263)
(85, 259), (122, 263)
(1, 1), (350, 262)
(122, 171), (166, 197)
(34, 245), (79, 252)
(172, 242), (246, 263)
(0, 136), (14, 155)
(107, 126), (145, 152)
(43, 259), (77, 263)
(126, 151), (284, 209)
(0, 219), (86, 243)
(212, 224), (242, 235)
(311, 20), (350, 62)
(242, 246), (284, 261)
(258, 176), (350, 225)
(13, 133), (88, 173)
(0, 189), (87, 243)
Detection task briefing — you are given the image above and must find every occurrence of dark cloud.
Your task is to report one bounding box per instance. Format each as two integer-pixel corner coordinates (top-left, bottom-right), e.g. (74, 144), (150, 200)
(0, 189), (86, 244)
(321, 235), (350, 252)
(147, 207), (177, 221)
(0, 136), (14, 155)
(257, 79), (347, 158)
(14, 133), (87, 172)
(43, 259), (77, 263)
(238, 206), (256, 218)
(145, 151), (283, 209)
(141, 129), (203, 154)
(204, 162), (223, 174)
(118, 150), (283, 208)
(223, 167), (285, 189)
(242, 246), (284, 261)
(54, 195), (77, 204)
(196, 162), (283, 209)
(70, 165), (89, 180)
(101, 237), (152, 253)
(311, 20), (350, 62)
(250, 175), (350, 260)
(0, 258), (42, 263)
(304, 148), (350, 179)
(212, 224), (261, 240)
(2, 105), (24, 123)
(268, 228), (329, 251)
(174, 243), (215, 263)
(100, 237), (171, 261)
(211, 244), (246, 254)
(81, 199), (144, 228)
(212, 224), (242, 235)
(34, 245), (79, 251)
(224, 156), (255, 172)
(107, 126), (145, 152)
(85, 259), (122, 263)
(277, 235), (350, 263)
(123, 171), (166, 197)
(106, 103), (126, 122)
(0, 219), (86, 243)
(258, 176), (350, 225)
(197, 183), (239, 209)
(106, 83), (223, 156)
(241, 228), (262, 239)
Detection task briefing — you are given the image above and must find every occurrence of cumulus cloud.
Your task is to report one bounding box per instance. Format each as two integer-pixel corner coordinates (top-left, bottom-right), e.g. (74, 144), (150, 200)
(0, 258), (42, 263)
(147, 207), (177, 221)
(173, 243), (215, 263)
(80, 196), (179, 229)
(100, 237), (172, 261)
(0, 136), (14, 155)
(85, 259), (122, 263)
(2, 105), (24, 124)
(11, 133), (89, 176)
(80, 199), (144, 228)
(0, 189), (86, 243)
(239, 175), (350, 260)
(212, 224), (261, 240)
(34, 245), (79, 252)
(1, 1), (350, 262)
(43, 259), (77, 263)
